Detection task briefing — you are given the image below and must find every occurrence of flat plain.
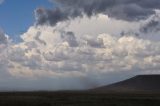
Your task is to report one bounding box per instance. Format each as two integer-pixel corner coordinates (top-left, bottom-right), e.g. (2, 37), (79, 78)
(0, 91), (160, 106)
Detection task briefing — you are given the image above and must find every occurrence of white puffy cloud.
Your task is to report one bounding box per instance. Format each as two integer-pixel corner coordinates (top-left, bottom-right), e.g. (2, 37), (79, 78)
(56, 14), (141, 37)
(5, 26), (160, 77)
(0, 14), (160, 90)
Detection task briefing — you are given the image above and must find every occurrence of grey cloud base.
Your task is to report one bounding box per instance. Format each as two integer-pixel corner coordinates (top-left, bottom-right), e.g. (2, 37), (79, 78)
(35, 0), (160, 26)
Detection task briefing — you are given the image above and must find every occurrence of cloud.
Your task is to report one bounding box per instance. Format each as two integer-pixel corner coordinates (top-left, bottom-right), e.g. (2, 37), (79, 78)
(61, 31), (79, 47)
(35, 7), (68, 26)
(0, 29), (9, 44)
(0, 13), (160, 90)
(140, 10), (160, 33)
(35, 0), (160, 26)
(2, 25), (160, 79)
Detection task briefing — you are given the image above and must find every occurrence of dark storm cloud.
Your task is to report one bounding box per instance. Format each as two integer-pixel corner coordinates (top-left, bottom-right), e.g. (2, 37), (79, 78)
(140, 13), (160, 33)
(140, 20), (160, 33)
(35, 7), (68, 26)
(35, 0), (160, 26)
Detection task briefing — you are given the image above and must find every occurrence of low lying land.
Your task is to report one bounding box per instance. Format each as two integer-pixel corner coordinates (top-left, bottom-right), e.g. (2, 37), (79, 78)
(0, 91), (160, 106)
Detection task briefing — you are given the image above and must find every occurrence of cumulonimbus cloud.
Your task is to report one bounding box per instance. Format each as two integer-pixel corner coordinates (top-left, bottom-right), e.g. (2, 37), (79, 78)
(1, 24), (160, 79)
(0, 14), (160, 80)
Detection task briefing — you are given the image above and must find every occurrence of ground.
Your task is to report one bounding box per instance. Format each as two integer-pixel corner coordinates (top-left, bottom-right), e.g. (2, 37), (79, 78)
(0, 91), (160, 106)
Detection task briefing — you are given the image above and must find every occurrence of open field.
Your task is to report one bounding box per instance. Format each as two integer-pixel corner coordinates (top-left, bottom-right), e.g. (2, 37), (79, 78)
(0, 92), (160, 106)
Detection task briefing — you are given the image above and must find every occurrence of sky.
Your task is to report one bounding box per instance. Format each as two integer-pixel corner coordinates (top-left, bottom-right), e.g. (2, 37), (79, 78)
(0, 0), (53, 41)
(0, 0), (160, 90)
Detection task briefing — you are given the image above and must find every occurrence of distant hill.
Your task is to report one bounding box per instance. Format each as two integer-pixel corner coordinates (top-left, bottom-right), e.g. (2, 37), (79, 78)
(91, 75), (160, 93)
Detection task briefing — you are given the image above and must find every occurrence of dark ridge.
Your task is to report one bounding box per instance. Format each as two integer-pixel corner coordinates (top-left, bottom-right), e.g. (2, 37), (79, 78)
(91, 75), (160, 93)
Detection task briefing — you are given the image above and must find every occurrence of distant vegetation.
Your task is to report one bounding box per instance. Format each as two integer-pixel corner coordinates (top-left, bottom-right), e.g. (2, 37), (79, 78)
(0, 92), (160, 106)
